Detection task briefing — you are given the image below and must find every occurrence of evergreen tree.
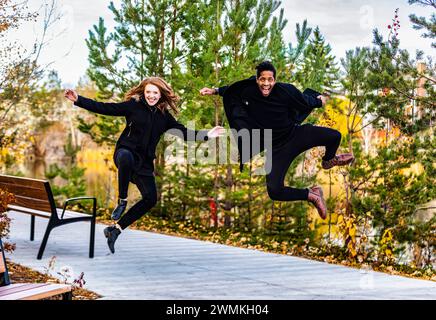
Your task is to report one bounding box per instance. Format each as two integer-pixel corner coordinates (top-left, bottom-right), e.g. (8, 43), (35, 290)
(265, 8), (287, 78)
(86, 0), (189, 96)
(287, 19), (312, 77)
(368, 29), (435, 134)
(408, 0), (436, 48)
(83, 0), (288, 225)
(334, 10), (435, 264)
(293, 26), (340, 93)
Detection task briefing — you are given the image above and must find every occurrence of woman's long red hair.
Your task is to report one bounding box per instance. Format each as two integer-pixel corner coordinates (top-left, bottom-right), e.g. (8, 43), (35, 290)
(124, 77), (180, 114)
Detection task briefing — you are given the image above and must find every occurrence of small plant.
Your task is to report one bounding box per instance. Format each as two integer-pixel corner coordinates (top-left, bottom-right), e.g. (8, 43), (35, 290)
(0, 188), (15, 252)
(57, 265), (73, 284)
(387, 8), (401, 42)
(44, 256), (88, 290)
(43, 256), (57, 275)
(73, 272), (87, 288)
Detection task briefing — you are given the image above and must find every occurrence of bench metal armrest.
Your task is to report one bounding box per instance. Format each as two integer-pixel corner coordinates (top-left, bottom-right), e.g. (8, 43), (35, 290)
(61, 197), (97, 219)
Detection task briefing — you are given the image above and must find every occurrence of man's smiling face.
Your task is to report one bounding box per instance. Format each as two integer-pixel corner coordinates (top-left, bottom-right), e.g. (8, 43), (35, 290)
(256, 70), (276, 97)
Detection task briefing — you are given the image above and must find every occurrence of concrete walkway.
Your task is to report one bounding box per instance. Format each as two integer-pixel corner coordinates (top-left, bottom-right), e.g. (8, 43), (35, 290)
(4, 211), (436, 300)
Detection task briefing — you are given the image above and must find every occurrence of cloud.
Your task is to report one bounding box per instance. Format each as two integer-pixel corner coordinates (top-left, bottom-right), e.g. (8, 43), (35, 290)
(280, 0), (434, 58)
(11, 0), (433, 85)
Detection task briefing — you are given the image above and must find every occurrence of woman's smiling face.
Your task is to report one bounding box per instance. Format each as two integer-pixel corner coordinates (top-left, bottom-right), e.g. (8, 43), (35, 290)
(144, 84), (161, 106)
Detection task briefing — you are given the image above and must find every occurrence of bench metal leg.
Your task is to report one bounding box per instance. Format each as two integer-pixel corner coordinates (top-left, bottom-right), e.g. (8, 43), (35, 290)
(89, 218), (95, 258)
(89, 201), (96, 259)
(62, 291), (73, 300)
(30, 215), (35, 241)
(37, 221), (55, 260)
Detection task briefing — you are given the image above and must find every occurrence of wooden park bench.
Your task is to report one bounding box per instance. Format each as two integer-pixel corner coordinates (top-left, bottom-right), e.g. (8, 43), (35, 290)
(0, 237), (72, 300)
(0, 174), (96, 260)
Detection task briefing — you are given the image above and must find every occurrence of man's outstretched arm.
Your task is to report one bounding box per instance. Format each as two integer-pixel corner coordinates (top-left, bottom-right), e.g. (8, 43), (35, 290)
(285, 84), (329, 111)
(200, 86), (229, 97)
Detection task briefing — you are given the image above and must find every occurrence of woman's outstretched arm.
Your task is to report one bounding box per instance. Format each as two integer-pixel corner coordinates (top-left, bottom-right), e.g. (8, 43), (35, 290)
(165, 112), (225, 141)
(64, 89), (130, 117)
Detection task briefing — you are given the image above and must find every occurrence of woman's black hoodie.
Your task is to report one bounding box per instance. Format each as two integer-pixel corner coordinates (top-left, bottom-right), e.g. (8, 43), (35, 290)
(74, 95), (209, 175)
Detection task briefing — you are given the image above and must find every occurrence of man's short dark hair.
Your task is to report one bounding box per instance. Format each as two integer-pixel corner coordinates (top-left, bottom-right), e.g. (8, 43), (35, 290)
(255, 61), (276, 79)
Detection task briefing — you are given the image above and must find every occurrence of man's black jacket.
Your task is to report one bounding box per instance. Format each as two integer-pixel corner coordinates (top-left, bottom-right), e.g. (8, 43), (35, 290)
(74, 95), (208, 175)
(218, 76), (322, 171)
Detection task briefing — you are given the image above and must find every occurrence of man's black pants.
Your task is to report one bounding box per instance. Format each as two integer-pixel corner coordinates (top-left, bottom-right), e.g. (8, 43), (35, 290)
(266, 124), (341, 201)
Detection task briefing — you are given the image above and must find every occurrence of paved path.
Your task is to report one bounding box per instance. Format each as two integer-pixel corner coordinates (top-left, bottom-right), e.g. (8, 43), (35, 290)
(4, 211), (436, 300)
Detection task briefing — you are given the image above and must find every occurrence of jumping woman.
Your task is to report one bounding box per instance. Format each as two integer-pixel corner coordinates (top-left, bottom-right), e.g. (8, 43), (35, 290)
(65, 77), (225, 253)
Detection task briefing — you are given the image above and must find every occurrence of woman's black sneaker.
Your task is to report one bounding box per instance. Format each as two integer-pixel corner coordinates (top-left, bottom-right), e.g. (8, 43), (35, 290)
(111, 199), (127, 220)
(104, 225), (121, 254)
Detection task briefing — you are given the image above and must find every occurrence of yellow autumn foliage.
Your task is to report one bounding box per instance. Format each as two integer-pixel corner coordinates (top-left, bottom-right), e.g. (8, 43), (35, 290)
(317, 97), (361, 137)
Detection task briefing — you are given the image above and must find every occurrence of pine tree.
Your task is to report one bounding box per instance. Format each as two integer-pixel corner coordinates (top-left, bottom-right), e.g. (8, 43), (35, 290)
(265, 8), (287, 79)
(293, 26), (340, 93)
(408, 0), (436, 48)
(287, 20), (311, 78)
(168, 0), (288, 228)
(335, 9), (436, 264)
(86, 0), (189, 96)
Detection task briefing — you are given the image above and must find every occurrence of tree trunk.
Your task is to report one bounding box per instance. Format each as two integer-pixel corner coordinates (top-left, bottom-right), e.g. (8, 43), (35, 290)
(159, 18), (165, 76)
(223, 163), (233, 227)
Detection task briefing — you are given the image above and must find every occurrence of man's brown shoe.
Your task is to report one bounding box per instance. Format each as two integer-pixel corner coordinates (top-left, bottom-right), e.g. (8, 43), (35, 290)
(308, 186), (327, 220)
(322, 153), (355, 170)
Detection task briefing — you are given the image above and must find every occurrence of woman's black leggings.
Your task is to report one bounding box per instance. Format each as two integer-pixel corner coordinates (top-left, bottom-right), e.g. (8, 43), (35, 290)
(114, 148), (158, 230)
(114, 148), (135, 199)
(266, 124), (341, 202)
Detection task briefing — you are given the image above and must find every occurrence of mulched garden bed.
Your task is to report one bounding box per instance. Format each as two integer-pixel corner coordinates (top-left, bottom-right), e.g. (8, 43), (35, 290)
(6, 259), (101, 300)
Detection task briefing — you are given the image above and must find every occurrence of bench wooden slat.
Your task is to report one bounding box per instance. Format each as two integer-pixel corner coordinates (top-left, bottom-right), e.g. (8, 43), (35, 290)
(12, 195), (52, 212)
(0, 283), (48, 296)
(0, 175), (51, 213)
(8, 205), (52, 218)
(0, 182), (49, 201)
(8, 205), (92, 219)
(0, 175), (46, 190)
(1, 237), (73, 300)
(0, 283), (72, 300)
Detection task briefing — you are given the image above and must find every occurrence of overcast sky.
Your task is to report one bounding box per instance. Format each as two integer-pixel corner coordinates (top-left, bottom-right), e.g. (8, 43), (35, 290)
(12, 0), (435, 87)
